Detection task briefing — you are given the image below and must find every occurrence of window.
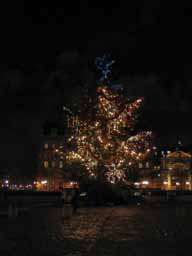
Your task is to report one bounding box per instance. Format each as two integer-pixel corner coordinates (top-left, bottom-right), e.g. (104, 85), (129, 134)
(51, 161), (55, 168)
(146, 162), (149, 168)
(44, 161), (49, 168)
(59, 161), (63, 168)
(44, 143), (48, 149)
(139, 163), (143, 168)
(52, 144), (55, 149)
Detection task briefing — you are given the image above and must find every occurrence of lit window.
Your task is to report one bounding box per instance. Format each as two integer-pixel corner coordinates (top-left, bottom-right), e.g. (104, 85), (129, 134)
(139, 163), (143, 168)
(52, 161), (55, 168)
(59, 161), (63, 168)
(44, 143), (48, 149)
(146, 162), (149, 168)
(44, 161), (49, 168)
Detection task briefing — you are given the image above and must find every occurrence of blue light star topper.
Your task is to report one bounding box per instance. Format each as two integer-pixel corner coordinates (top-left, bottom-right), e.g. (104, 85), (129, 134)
(95, 54), (115, 84)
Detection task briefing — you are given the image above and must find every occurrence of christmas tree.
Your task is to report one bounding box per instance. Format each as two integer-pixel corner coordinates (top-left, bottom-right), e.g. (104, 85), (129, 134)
(66, 55), (154, 184)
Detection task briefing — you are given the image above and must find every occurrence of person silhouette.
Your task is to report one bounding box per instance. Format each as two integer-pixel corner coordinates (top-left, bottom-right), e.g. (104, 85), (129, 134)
(72, 188), (80, 214)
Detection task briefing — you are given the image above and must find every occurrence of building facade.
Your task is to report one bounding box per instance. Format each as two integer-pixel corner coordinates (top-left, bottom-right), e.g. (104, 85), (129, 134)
(134, 149), (192, 190)
(161, 150), (192, 190)
(37, 115), (192, 192)
(36, 117), (77, 191)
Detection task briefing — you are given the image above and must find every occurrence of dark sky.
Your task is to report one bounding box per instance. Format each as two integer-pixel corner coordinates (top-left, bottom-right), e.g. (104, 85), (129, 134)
(0, 2), (192, 178)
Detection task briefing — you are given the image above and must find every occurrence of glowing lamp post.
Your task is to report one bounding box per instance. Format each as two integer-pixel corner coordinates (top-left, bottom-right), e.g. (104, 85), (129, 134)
(41, 180), (48, 191)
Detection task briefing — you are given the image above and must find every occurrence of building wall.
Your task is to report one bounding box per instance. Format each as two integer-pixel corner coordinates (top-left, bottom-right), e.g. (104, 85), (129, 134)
(36, 131), (68, 191)
(36, 116), (82, 191)
(133, 150), (192, 190)
(160, 152), (192, 190)
(37, 122), (192, 192)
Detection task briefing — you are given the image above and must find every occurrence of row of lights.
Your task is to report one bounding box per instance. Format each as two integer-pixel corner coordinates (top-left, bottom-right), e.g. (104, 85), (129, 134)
(134, 181), (191, 186)
(163, 181), (191, 186)
(0, 183), (34, 189)
(33, 180), (47, 185)
(1, 180), (48, 189)
(1, 180), (78, 189)
(34, 180), (78, 188)
(134, 181), (149, 186)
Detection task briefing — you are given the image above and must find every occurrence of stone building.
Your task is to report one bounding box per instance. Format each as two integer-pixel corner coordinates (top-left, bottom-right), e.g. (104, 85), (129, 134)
(161, 150), (192, 190)
(36, 121), (66, 191)
(133, 147), (192, 190)
(36, 115), (79, 191)
(134, 152), (162, 189)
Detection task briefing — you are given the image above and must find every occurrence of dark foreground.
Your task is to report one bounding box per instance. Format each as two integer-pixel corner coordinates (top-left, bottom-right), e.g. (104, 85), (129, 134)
(0, 204), (192, 256)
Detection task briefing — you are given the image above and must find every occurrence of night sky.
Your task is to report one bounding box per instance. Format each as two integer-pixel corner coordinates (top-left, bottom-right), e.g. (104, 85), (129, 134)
(0, 2), (192, 178)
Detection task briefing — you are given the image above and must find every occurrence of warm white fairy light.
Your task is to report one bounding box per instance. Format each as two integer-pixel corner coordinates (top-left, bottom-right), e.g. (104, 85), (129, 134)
(66, 83), (153, 183)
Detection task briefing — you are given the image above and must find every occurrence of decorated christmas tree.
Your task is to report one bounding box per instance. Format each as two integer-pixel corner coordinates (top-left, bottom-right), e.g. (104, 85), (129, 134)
(66, 55), (154, 184)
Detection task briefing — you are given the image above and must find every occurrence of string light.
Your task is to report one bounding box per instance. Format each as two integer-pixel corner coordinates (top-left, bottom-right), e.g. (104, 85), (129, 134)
(66, 58), (153, 184)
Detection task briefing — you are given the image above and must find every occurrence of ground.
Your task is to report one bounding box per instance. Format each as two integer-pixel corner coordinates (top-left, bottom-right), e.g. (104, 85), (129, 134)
(0, 204), (192, 256)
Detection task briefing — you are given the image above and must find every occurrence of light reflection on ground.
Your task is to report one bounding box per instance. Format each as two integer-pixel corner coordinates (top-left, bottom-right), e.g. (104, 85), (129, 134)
(0, 205), (192, 255)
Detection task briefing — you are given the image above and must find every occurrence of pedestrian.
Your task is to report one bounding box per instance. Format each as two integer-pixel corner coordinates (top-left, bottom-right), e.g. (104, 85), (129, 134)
(61, 189), (73, 218)
(61, 189), (66, 207)
(72, 188), (80, 214)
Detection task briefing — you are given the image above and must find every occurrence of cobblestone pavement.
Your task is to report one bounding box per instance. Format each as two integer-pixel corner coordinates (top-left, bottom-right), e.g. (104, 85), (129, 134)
(0, 204), (192, 256)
